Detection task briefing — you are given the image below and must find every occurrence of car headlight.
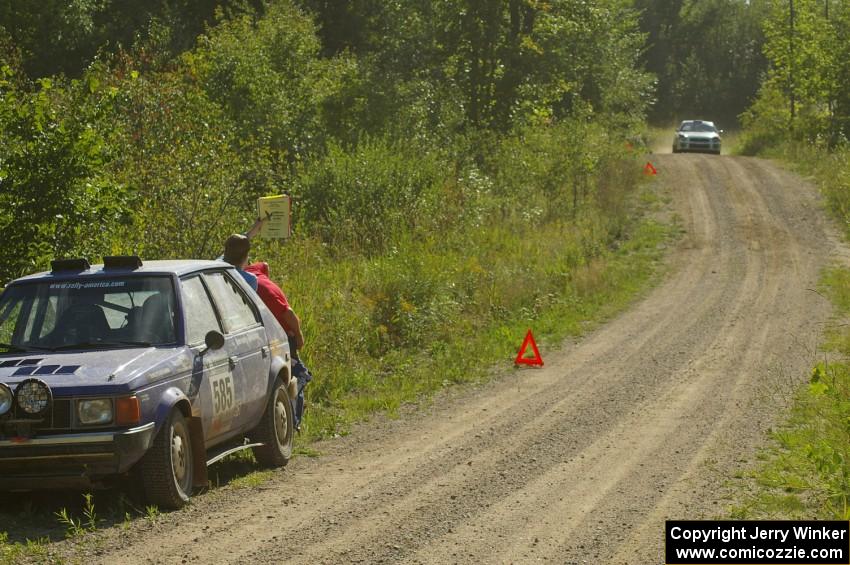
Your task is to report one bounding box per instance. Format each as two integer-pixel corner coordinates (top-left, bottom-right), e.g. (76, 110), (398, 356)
(77, 398), (113, 425)
(15, 378), (52, 416)
(0, 383), (12, 416)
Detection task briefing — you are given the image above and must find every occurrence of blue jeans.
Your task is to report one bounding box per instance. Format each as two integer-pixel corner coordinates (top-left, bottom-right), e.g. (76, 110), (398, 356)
(291, 357), (312, 429)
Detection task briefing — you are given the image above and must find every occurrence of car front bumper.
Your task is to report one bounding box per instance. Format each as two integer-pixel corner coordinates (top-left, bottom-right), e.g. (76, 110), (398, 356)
(675, 139), (721, 154)
(0, 422), (155, 489)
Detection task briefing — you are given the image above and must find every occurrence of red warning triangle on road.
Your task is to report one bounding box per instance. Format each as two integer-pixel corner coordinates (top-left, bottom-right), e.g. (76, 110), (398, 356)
(515, 329), (544, 367)
(644, 161), (658, 175)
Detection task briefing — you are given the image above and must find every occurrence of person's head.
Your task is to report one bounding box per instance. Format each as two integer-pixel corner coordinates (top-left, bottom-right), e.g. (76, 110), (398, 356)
(223, 234), (251, 268)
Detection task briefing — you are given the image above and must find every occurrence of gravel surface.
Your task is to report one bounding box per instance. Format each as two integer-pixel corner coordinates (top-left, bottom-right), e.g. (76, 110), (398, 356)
(42, 154), (847, 564)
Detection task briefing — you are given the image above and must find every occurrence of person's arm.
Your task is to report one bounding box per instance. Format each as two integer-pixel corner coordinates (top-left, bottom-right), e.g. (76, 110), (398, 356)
(264, 282), (305, 349)
(215, 217), (266, 261)
(245, 216), (268, 240)
(281, 309), (305, 350)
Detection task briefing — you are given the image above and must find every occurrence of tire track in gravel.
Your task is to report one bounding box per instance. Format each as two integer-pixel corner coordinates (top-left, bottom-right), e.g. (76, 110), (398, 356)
(410, 155), (778, 564)
(606, 155), (812, 563)
(86, 155), (843, 565)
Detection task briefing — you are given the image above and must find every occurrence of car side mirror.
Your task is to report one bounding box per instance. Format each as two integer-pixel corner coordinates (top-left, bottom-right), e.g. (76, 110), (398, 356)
(202, 330), (225, 354)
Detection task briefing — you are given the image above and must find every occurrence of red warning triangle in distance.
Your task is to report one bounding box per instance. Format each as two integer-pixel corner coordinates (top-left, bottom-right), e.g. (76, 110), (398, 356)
(644, 162), (657, 175)
(515, 329), (544, 367)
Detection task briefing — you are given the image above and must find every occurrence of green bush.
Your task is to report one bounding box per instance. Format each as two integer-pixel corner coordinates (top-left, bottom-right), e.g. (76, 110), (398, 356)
(294, 137), (449, 252)
(0, 69), (124, 280)
(96, 65), (262, 260)
(188, 0), (347, 166)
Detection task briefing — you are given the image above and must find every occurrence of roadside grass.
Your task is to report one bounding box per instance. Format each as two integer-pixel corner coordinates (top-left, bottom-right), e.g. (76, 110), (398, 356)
(731, 266), (850, 519)
(257, 172), (676, 447)
(643, 125), (675, 154)
(212, 167), (675, 494)
(0, 533), (49, 565)
(720, 129), (743, 155)
(0, 490), (150, 564)
(228, 470), (275, 489)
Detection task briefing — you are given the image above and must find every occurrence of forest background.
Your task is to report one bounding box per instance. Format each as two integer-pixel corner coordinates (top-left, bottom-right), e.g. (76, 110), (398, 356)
(1, 0), (846, 446)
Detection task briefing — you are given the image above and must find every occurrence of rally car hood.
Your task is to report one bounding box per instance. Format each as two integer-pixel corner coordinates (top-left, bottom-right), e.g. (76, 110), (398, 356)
(0, 347), (192, 395)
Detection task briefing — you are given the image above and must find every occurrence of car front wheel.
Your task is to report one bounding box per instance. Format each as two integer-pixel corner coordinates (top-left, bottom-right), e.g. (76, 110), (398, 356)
(250, 377), (294, 467)
(138, 409), (194, 509)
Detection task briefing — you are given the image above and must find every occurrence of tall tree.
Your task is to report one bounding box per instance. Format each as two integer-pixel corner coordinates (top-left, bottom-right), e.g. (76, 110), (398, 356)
(0, 0), (263, 78)
(636, 0), (768, 124)
(301, 0), (651, 131)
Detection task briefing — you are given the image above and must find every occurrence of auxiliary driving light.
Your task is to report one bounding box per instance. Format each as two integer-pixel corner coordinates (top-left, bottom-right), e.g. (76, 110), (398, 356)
(15, 378), (52, 416)
(0, 383), (12, 416)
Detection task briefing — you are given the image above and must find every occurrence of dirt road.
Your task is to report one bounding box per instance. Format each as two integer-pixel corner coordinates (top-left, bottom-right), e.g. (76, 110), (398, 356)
(84, 155), (843, 564)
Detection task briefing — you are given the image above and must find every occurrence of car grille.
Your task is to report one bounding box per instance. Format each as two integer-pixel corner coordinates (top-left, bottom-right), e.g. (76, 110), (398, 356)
(0, 398), (73, 433)
(52, 398), (72, 429)
(688, 139), (713, 147)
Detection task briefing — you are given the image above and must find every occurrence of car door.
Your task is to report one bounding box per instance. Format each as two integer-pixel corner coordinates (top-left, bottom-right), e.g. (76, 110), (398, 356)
(202, 271), (270, 432)
(179, 274), (236, 446)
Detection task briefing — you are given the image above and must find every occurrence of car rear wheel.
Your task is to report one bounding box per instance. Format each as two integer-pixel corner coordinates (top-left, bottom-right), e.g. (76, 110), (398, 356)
(250, 377), (294, 467)
(138, 409), (193, 509)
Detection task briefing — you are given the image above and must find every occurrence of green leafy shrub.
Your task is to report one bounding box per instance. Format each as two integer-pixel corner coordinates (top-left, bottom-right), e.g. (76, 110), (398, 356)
(739, 361), (850, 519)
(189, 0), (342, 166)
(0, 68), (125, 280)
(295, 137), (448, 252)
(97, 64), (261, 260)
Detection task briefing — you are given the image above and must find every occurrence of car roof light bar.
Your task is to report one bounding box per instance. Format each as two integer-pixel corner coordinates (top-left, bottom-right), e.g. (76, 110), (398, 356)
(50, 258), (91, 273)
(103, 255), (143, 270)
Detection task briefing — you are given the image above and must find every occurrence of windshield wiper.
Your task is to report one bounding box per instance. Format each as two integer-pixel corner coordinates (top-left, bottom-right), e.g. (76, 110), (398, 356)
(48, 340), (153, 351)
(109, 340), (154, 348)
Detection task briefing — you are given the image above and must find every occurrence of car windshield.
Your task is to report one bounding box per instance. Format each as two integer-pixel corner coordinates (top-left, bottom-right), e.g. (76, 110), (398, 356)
(0, 276), (178, 352)
(680, 122), (717, 133)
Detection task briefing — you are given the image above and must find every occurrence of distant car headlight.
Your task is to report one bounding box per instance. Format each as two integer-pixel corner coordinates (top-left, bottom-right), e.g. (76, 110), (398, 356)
(15, 378), (51, 416)
(77, 398), (113, 425)
(0, 383), (12, 415)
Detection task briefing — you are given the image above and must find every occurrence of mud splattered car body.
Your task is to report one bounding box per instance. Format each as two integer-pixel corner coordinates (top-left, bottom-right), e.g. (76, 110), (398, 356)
(0, 257), (294, 507)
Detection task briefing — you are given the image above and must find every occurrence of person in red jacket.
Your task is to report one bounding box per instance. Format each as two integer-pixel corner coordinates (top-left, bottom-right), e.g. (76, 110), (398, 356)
(244, 262), (312, 430)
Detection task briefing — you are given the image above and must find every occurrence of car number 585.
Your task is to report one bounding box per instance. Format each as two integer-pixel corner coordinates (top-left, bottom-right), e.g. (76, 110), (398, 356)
(211, 374), (235, 416)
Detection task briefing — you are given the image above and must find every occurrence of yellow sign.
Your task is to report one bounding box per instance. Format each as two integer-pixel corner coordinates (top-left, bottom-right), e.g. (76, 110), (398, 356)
(257, 195), (292, 239)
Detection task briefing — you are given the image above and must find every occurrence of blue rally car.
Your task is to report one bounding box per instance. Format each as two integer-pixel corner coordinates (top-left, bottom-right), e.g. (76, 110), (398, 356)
(0, 256), (295, 508)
